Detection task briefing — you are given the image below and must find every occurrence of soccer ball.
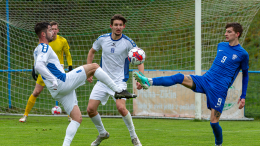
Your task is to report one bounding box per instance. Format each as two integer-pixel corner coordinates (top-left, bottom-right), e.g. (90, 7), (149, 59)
(51, 106), (62, 115)
(128, 47), (145, 65)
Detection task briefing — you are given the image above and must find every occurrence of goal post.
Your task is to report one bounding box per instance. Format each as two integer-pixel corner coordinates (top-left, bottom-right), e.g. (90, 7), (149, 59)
(195, 0), (202, 120)
(0, 0), (259, 119)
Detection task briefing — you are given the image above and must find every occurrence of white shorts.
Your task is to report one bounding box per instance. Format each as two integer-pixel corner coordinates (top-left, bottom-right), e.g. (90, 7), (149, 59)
(53, 66), (86, 115)
(56, 90), (78, 115)
(89, 81), (127, 105)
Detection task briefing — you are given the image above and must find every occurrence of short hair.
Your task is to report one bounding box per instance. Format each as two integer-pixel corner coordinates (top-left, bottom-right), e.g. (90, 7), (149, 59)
(34, 22), (50, 38)
(50, 21), (59, 27)
(225, 22), (243, 39)
(110, 14), (127, 25)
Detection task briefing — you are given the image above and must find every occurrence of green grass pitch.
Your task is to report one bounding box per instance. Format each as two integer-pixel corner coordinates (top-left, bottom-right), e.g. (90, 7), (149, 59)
(0, 115), (259, 146)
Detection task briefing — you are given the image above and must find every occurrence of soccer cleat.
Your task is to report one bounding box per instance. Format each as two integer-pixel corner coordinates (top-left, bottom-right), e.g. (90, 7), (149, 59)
(133, 72), (150, 90)
(215, 145), (222, 146)
(114, 90), (137, 99)
(19, 115), (27, 122)
(91, 132), (110, 146)
(132, 137), (142, 146)
(68, 116), (72, 122)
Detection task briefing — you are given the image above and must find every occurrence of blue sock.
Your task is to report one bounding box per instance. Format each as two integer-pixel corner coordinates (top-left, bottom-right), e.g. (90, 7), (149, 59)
(152, 73), (184, 86)
(210, 122), (223, 145)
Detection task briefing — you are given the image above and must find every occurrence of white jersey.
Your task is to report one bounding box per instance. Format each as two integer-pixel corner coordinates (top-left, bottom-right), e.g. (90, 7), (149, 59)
(33, 43), (66, 97)
(93, 33), (137, 83)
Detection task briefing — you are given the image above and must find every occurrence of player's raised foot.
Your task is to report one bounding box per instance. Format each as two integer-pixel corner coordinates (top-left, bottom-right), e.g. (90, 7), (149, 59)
(132, 137), (142, 146)
(91, 132), (110, 146)
(114, 90), (137, 99)
(19, 115), (27, 122)
(133, 72), (150, 90)
(68, 116), (72, 122)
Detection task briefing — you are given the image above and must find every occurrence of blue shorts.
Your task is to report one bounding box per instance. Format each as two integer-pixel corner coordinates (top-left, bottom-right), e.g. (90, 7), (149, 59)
(190, 75), (228, 113)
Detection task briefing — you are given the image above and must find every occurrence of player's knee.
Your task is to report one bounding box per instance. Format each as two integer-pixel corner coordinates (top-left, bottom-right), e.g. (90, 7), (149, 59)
(172, 73), (184, 84)
(78, 116), (82, 124)
(116, 105), (127, 113)
(91, 63), (100, 70)
(32, 90), (41, 97)
(87, 107), (96, 116)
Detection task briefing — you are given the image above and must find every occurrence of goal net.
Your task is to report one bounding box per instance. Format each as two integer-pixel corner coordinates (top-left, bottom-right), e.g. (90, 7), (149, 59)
(0, 0), (259, 119)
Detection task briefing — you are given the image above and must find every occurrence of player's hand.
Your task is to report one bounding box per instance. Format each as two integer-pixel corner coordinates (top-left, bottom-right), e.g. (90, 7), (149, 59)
(32, 66), (38, 81)
(68, 66), (73, 72)
(87, 76), (93, 83)
(237, 98), (245, 109)
(136, 82), (143, 90)
(52, 80), (58, 90)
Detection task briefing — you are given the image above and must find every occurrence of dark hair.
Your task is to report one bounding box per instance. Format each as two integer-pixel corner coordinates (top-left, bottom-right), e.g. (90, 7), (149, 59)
(50, 21), (59, 27)
(225, 22), (243, 39)
(34, 22), (50, 38)
(110, 14), (127, 25)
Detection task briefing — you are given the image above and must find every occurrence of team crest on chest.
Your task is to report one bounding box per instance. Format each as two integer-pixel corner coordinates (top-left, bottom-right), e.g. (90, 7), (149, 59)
(232, 54), (238, 60)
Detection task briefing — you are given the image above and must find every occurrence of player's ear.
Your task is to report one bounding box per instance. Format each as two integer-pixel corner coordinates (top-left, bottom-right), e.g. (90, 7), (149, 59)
(110, 24), (113, 29)
(123, 24), (125, 28)
(236, 32), (240, 38)
(41, 31), (46, 37)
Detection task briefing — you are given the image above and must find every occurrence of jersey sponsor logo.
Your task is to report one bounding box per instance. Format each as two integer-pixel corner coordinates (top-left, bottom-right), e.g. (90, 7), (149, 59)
(111, 43), (116, 47)
(111, 48), (115, 53)
(76, 69), (82, 73)
(219, 50), (223, 51)
(232, 54), (238, 60)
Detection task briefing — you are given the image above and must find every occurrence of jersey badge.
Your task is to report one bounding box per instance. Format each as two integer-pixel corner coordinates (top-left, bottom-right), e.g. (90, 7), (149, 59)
(232, 54), (238, 60)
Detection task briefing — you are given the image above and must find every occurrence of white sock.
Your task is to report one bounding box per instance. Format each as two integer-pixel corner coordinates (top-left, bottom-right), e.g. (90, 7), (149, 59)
(148, 78), (153, 85)
(94, 67), (122, 93)
(122, 111), (137, 139)
(62, 120), (80, 146)
(91, 113), (106, 135)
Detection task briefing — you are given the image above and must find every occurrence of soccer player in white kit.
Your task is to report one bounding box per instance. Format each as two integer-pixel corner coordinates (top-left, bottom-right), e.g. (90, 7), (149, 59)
(87, 14), (144, 146)
(33, 22), (136, 146)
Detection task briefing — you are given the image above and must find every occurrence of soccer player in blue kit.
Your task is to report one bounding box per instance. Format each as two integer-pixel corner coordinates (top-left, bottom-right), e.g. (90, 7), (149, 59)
(134, 22), (249, 146)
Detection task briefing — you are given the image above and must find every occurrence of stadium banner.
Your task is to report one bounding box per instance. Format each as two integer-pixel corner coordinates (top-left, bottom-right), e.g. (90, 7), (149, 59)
(133, 71), (244, 119)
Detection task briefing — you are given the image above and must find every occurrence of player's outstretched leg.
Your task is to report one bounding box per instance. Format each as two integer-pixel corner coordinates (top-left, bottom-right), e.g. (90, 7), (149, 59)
(83, 64), (137, 99)
(134, 72), (185, 89)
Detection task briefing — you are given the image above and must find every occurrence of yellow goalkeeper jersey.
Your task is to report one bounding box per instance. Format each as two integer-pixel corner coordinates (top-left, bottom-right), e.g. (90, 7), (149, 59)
(49, 35), (72, 66)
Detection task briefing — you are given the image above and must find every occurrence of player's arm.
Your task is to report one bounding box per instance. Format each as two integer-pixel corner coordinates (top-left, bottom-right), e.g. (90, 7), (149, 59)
(138, 63), (144, 74)
(35, 61), (58, 90)
(63, 40), (73, 72)
(87, 48), (96, 64)
(238, 69), (249, 109)
(86, 48), (96, 83)
(136, 62), (145, 90)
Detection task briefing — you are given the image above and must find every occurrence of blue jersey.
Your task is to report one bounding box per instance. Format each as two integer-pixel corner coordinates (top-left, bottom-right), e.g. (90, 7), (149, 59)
(203, 42), (249, 89)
